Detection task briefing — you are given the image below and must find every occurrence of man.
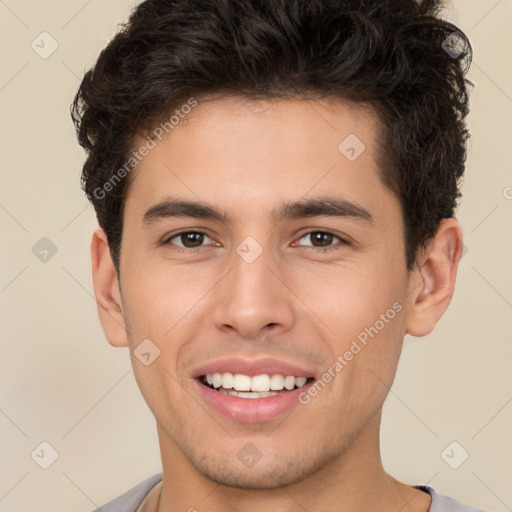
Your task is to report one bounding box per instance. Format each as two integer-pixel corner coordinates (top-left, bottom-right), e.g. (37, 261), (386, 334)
(71, 0), (484, 510)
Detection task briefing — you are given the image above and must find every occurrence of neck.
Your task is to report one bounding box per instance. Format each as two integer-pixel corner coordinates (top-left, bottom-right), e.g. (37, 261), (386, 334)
(155, 410), (431, 512)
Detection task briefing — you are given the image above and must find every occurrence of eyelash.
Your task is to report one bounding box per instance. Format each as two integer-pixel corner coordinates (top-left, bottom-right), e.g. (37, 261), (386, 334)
(163, 230), (348, 253)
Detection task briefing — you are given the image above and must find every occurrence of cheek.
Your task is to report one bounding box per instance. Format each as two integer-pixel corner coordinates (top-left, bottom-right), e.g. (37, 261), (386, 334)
(302, 261), (408, 394)
(310, 305), (406, 430)
(121, 270), (201, 419)
(295, 258), (407, 337)
(120, 265), (213, 396)
(122, 261), (212, 336)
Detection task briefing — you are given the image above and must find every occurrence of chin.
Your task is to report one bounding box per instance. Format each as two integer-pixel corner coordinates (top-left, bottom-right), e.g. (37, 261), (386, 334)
(190, 449), (332, 490)
(198, 465), (305, 490)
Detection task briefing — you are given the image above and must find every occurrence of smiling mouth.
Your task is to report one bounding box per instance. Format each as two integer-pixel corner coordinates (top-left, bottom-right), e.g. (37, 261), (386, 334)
(200, 373), (315, 399)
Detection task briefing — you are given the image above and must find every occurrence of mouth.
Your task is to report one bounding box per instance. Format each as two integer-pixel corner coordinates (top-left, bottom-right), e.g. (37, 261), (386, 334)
(192, 358), (317, 422)
(199, 372), (315, 399)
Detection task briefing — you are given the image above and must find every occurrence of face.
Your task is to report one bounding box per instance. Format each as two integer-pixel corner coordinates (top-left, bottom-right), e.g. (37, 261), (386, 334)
(111, 96), (418, 488)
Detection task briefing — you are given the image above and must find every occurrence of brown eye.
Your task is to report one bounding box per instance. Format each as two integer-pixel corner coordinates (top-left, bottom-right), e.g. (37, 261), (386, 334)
(166, 231), (213, 249)
(296, 231), (345, 249)
(310, 232), (335, 247)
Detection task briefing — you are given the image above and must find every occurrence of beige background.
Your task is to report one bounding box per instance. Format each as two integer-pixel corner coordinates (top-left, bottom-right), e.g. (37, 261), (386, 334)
(0, 1), (511, 511)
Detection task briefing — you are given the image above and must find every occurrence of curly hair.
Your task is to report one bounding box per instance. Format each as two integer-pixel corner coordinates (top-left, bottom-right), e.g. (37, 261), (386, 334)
(71, 0), (472, 272)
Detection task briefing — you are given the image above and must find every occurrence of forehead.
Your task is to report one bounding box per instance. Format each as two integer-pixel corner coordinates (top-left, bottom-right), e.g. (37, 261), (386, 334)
(124, 95), (396, 226)
(146, 94), (380, 166)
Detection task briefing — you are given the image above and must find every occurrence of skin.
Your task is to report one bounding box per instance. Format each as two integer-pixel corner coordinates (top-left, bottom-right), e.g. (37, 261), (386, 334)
(91, 96), (463, 512)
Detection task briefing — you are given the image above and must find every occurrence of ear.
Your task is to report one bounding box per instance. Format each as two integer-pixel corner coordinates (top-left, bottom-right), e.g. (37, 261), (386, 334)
(405, 218), (464, 337)
(90, 227), (129, 347)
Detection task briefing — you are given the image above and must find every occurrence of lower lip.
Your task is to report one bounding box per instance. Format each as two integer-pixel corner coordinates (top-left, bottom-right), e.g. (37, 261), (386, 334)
(193, 379), (314, 423)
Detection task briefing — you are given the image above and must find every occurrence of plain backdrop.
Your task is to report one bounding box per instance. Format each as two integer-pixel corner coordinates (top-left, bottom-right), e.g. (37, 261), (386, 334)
(0, 1), (511, 511)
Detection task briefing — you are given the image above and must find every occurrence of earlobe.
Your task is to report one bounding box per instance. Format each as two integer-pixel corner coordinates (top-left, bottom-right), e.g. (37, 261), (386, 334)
(405, 218), (463, 337)
(90, 227), (129, 347)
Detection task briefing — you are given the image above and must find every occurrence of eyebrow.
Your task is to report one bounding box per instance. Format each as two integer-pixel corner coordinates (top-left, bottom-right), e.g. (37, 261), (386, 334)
(142, 195), (374, 226)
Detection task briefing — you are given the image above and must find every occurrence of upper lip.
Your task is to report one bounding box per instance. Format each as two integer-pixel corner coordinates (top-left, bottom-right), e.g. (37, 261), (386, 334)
(192, 357), (317, 379)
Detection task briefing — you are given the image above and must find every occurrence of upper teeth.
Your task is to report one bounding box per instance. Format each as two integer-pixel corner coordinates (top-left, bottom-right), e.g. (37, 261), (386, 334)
(204, 373), (308, 392)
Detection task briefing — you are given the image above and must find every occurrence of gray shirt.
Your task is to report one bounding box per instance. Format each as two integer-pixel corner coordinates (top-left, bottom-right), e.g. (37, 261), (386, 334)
(91, 473), (488, 512)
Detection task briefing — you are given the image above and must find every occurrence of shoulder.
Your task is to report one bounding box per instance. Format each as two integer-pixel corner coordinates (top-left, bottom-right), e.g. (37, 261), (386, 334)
(415, 485), (490, 512)
(90, 473), (163, 512)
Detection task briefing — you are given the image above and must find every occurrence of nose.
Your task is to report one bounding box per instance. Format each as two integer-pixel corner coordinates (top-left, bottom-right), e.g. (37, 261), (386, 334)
(212, 244), (295, 339)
